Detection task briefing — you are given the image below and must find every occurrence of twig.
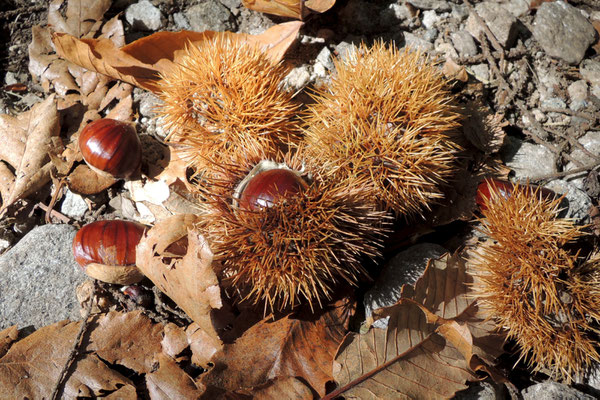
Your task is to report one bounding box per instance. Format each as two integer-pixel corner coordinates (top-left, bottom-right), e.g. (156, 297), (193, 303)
(463, 0), (505, 57)
(541, 107), (597, 122)
(34, 202), (71, 224)
(50, 282), (97, 400)
(529, 162), (600, 183)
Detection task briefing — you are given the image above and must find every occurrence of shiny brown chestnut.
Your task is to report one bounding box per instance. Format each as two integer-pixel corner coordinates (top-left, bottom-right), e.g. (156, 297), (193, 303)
(239, 168), (307, 211)
(78, 118), (142, 179)
(73, 220), (147, 284)
(476, 179), (556, 212)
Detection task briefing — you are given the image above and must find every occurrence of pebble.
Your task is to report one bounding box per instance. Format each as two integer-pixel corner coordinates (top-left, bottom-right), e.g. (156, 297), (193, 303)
(451, 30), (478, 57)
(501, 136), (557, 180)
(503, 0), (530, 17)
(403, 32), (434, 52)
(334, 41), (358, 63)
(421, 10), (439, 30)
(0, 224), (88, 330)
(580, 60), (600, 87)
(407, 0), (451, 12)
(454, 381), (507, 400)
(125, 0), (165, 31)
(566, 131), (600, 189)
(173, 12), (191, 30)
(532, 1), (596, 65)
(466, 2), (518, 48)
(364, 243), (447, 329)
(567, 80), (589, 111)
(470, 64), (490, 82)
(545, 180), (592, 224)
(282, 66), (311, 92)
(315, 47), (334, 71)
(60, 189), (88, 220)
(522, 381), (594, 400)
(185, 2), (234, 33)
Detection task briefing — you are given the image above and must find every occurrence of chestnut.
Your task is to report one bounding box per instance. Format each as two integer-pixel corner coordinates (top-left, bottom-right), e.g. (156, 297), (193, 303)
(78, 118), (142, 179)
(476, 179), (555, 212)
(73, 219), (147, 285)
(238, 168), (307, 211)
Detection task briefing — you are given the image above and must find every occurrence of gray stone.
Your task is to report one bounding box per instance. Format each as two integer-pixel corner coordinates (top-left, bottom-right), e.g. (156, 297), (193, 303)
(0, 224), (88, 330)
(541, 97), (567, 110)
(466, 3), (518, 48)
(173, 12), (191, 30)
(545, 180), (592, 224)
(504, 0), (530, 17)
(501, 136), (557, 180)
(282, 66), (311, 92)
(580, 60), (600, 87)
(364, 243), (447, 329)
(334, 41), (358, 63)
(136, 89), (161, 119)
(315, 47), (334, 71)
(237, 8), (274, 35)
(451, 4), (468, 21)
(471, 64), (490, 82)
(4, 71), (17, 86)
(220, 0), (241, 12)
(125, 0), (165, 31)
(522, 381), (594, 400)
(185, 2), (234, 33)
(423, 28), (438, 43)
(403, 32), (434, 52)
(60, 189), (88, 220)
(566, 131), (600, 189)
(422, 10), (439, 30)
(452, 30), (478, 57)
(407, 0), (451, 12)
(568, 80), (589, 111)
(454, 381), (506, 400)
(388, 3), (416, 21)
(532, 1), (596, 65)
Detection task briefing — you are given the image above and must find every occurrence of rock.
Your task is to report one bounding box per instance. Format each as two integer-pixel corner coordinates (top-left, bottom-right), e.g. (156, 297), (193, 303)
(580, 60), (600, 87)
(545, 180), (592, 224)
(4, 71), (17, 85)
(334, 41), (358, 62)
(185, 2), (234, 33)
(454, 381), (507, 400)
(422, 10), (439, 30)
(403, 32), (434, 52)
(282, 66), (311, 92)
(532, 1), (596, 65)
(466, 3), (518, 48)
(566, 131), (600, 188)
(364, 243), (447, 329)
(541, 97), (567, 110)
(451, 30), (478, 57)
(501, 136), (557, 180)
(471, 64), (490, 82)
(522, 381), (594, 400)
(315, 47), (334, 71)
(407, 0), (451, 12)
(567, 80), (589, 111)
(60, 189), (88, 219)
(0, 224), (88, 330)
(503, 0), (530, 17)
(125, 0), (165, 31)
(173, 12), (191, 30)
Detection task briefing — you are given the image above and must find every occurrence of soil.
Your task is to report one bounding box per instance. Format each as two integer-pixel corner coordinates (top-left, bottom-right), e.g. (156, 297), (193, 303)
(1, 0), (600, 398)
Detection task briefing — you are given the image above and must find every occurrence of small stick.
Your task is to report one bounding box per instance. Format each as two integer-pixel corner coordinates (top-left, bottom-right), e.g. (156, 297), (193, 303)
(50, 282), (96, 400)
(529, 162), (600, 182)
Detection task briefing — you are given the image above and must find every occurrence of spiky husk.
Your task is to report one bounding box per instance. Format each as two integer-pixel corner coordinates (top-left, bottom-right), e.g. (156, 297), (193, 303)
(197, 149), (389, 311)
(156, 36), (300, 182)
(303, 42), (462, 217)
(471, 182), (600, 381)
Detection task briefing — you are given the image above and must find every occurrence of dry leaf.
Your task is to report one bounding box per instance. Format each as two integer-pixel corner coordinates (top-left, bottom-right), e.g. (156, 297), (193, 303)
(331, 254), (504, 399)
(0, 311), (203, 398)
(462, 101), (507, 154)
(200, 299), (353, 397)
(29, 0), (133, 113)
(0, 318), (134, 398)
(0, 326), (18, 359)
(0, 95), (60, 212)
(67, 164), (117, 195)
(52, 22), (303, 93)
(242, 0), (334, 19)
(146, 353), (205, 399)
(136, 214), (223, 340)
(187, 322), (223, 368)
(252, 377), (314, 400)
(442, 58), (468, 82)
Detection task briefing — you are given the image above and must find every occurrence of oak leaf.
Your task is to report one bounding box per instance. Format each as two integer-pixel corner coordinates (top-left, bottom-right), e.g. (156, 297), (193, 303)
(242, 0), (335, 19)
(0, 95), (60, 213)
(51, 21), (304, 93)
(330, 254), (505, 399)
(200, 298), (354, 397)
(136, 215), (223, 345)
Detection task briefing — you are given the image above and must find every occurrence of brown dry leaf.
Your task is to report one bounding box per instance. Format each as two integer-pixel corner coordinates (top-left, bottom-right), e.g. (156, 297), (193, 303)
(331, 254), (505, 399)
(242, 0), (334, 19)
(187, 322), (223, 368)
(136, 214), (223, 341)
(52, 21), (304, 93)
(592, 20), (600, 54)
(0, 318), (134, 398)
(0, 311), (202, 398)
(146, 353), (206, 399)
(0, 95), (60, 212)
(252, 377), (314, 400)
(29, 0), (133, 113)
(0, 326), (18, 358)
(67, 164), (117, 194)
(200, 299), (354, 397)
(442, 58), (468, 82)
